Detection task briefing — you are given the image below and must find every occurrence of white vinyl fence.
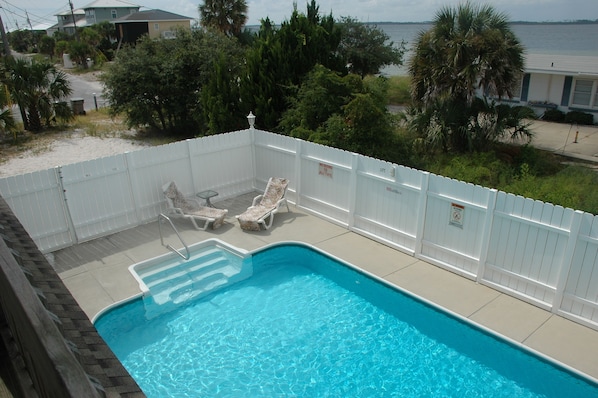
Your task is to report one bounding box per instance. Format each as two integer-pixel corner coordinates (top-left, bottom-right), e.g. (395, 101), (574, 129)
(1, 128), (598, 331)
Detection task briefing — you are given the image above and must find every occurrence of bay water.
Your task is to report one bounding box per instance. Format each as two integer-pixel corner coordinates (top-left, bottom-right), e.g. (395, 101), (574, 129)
(378, 22), (598, 75)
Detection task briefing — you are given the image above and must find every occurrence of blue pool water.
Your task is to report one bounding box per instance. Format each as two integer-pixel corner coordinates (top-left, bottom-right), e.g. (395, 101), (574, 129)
(96, 244), (598, 397)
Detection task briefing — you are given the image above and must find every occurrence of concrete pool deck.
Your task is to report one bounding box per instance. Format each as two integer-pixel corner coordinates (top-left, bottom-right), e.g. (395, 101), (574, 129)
(51, 192), (598, 383)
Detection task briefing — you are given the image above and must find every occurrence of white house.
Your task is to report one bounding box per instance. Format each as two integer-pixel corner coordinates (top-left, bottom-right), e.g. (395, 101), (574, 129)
(516, 54), (598, 122)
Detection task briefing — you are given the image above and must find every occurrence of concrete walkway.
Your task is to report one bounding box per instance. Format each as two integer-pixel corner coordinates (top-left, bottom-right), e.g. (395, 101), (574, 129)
(51, 192), (598, 384)
(528, 120), (598, 163)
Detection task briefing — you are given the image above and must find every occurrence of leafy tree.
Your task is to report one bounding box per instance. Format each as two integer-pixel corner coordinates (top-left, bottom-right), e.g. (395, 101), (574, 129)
(278, 64), (356, 133)
(39, 36), (56, 59)
(0, 82), (16, 139)
(238, 18), (289, 129)
(408, 2), (527, 152)
(201, 52), (246, 134)
(3, 58), (72, 132)
(7, 30), (34, 53)
(239, 1), (343, 130)
(102, 29), (244, 135)
(55, 40), (70, 58)
(337, 17), (405, 78)
(92, 21), (117, 61)
(279, 65), (395, 157)
(199, 0), (248, 37)
(68, 40), (93, 68)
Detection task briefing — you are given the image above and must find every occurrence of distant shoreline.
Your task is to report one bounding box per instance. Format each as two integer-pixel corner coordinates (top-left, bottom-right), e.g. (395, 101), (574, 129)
(246, 20), (598, 29)
(366, 20), (598, 25)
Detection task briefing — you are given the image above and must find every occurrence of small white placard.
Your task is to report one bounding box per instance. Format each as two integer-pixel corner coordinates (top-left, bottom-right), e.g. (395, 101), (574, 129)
(449, 203), (464, 228)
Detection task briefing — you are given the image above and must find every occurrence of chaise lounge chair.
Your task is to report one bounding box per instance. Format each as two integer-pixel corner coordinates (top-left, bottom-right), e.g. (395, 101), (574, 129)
(236, 177), (290, 231)
(162, 181), (228, 230)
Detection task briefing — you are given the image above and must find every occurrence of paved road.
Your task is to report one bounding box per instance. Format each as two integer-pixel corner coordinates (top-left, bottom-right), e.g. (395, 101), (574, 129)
(66, 72), (106, 112)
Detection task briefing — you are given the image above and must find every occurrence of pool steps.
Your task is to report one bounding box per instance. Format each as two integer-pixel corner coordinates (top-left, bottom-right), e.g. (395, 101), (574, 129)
(129, 241), (252, 317)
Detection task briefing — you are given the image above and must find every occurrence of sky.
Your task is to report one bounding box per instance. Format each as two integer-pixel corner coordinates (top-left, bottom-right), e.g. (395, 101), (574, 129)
(1, 0), (597, 32)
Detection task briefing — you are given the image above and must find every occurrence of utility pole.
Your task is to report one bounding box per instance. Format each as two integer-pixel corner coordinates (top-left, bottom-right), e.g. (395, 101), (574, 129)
(0, 13), (11, 59)
(69, 0), (80, 41)
(26, 12), (32, 31)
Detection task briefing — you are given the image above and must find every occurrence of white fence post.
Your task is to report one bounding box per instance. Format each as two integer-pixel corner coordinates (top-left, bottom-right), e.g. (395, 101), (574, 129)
(414, 171), (430, 258)
(552, 209), (584, 313)
(250, 129), (257, 189)
(476, 188), (498, 283)
(55, 166), (78, 245)
(186, 139), (198, 193)
(347, 153), (359, 229)
(294, 138), (303, 206)
(124, 152), (143, 224)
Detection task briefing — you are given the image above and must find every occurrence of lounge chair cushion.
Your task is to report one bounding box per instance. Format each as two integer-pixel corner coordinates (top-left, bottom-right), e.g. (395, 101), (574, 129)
(236, 178), (289, 231)
(237, 207), (268, 231)
(258, 178), (288, 207)
(163, 181), (227, 229)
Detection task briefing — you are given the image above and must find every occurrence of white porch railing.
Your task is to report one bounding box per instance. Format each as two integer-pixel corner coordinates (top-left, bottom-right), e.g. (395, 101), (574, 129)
(1, 128), (597, 332)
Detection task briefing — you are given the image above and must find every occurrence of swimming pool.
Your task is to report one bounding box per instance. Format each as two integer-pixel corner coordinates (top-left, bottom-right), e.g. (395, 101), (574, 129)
(95, 242), (598, 397)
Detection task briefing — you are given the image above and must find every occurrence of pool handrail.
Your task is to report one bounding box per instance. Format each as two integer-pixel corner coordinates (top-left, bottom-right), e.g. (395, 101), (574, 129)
(158, 213), (190, 260)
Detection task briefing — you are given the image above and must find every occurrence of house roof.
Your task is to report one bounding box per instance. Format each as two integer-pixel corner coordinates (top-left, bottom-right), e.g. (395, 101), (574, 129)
(114, 9), (192, 22)
(81, 0), (140, 9)
(55, 9), (85, 16)
(31, 22), (54, 31)
(525, 54), (598, 77)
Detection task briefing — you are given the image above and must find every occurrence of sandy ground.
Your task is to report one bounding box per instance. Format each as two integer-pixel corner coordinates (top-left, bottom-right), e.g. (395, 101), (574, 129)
(0, 132), (151, 177)
(0, 68), (155, 178)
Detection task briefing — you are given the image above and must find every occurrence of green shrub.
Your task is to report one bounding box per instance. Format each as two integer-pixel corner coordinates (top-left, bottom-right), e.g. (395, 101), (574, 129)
(565, 110), (594, 125)
(504, 165), (598, 214)
(542, 108), (565, 122)
(386, 75), (411, 105)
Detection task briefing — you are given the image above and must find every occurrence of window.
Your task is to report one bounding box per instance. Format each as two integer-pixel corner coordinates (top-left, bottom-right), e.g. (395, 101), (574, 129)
(154, 23), (160, 31)
(510, 74), (523, 99)
(571, 79), (597, 108)
(111, 9), (117, 19)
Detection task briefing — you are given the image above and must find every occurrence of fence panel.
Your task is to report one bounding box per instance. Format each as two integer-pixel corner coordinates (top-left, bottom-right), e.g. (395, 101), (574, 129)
(61, 155), (137, 242)
(189, 131), (255, 199)
(353, 159), (423, 252)
(419, 175), (492, 276)
(253, 131), (297, 200)
(484, 192), (574, 307)
(561, 212), (598, 323)
(297, 141), (353, 224)
(125, 141), (190, 224)
(0, 170), (73, 252)
(3, 129), (598, 331)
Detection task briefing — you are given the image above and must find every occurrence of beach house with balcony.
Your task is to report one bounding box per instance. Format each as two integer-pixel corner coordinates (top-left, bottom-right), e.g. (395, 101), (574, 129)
(113, 9), (193, 45)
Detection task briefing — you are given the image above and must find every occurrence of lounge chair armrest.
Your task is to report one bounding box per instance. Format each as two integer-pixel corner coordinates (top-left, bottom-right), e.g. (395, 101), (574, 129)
(251, 194), (264, 207)
(164, 207), (185, 216)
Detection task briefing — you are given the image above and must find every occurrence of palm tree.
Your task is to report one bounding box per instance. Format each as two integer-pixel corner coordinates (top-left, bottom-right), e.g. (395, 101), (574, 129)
(0, 83), (16, 138)
(4, 58), (73, 132)
(198, 0), (248, 37)
(408, 2), (527, 152)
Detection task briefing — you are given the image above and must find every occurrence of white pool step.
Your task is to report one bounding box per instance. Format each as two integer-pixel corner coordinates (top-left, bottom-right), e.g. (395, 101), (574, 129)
(137, 247), (249, 307)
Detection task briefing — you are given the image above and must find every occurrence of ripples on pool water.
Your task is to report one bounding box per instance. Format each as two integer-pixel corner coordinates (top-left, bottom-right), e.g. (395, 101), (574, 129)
(96, 244), (598, 397)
